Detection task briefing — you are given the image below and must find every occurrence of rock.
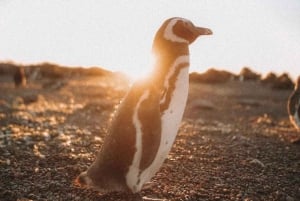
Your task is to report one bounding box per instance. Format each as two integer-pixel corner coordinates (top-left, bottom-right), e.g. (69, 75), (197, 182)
(22, 94), (44, 105)
(255, 114), (274, 125)
(249, 158), (265, 168)
(12, 97), (24, 107)
(286, 195), (295, 201)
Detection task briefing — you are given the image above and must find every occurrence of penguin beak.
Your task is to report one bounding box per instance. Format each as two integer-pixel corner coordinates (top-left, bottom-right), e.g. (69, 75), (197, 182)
(195, 27), (213, 36)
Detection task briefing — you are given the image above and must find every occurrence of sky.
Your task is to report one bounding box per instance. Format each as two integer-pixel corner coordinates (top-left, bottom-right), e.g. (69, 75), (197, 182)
(0, 0), (300, 80)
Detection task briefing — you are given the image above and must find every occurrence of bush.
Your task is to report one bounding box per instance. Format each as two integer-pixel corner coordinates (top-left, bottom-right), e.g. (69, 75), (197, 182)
(189, 68), (234, 83)
(272, 73), (294, 90)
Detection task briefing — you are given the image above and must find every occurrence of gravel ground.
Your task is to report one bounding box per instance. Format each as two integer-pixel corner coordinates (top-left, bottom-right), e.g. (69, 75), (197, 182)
(0, 74), (299, 201)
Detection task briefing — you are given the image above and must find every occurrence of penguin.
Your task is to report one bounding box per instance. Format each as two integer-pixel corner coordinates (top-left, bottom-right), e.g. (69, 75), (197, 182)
(76, 17), (213, 193)
(14, 66), (26, 88)
(287, 76), (300, 130)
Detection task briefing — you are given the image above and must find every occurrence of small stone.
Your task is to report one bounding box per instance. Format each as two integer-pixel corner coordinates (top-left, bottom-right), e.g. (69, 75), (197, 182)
(34, 167), (39, 173)
(286, 195), (294, 201)
(42, 131), (50, 141)
(249, 158), (265, 168)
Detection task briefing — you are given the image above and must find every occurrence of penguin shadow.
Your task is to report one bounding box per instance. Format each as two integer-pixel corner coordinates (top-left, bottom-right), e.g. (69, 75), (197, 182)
(82, 191), (155, 201)
(72, 177), (165, 201)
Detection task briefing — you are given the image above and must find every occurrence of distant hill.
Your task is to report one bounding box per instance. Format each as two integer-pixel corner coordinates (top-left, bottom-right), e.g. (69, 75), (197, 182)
(0, 62), (112, 79)
(189, 67), (294, 90)
(0, 62), (295, 90)
(190, 68), (237, 83)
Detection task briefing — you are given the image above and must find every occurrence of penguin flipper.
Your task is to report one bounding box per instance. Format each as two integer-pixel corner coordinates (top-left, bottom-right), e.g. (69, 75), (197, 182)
(137, 84), (162, 171)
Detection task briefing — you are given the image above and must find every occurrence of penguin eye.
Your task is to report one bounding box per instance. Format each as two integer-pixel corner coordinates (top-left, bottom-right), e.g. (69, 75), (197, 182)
(182, 21), (194, 30)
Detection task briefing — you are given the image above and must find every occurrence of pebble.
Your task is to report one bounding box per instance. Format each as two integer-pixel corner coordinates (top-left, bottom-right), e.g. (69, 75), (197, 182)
(286, 195), (294, 201)
(6, 159), (11, 165)
(42, 131), (50, 141)
(249, 158), (265, 168)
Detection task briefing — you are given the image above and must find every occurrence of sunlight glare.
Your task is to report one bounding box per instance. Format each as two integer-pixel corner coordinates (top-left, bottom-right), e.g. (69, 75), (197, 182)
(125, 53), (155, 83)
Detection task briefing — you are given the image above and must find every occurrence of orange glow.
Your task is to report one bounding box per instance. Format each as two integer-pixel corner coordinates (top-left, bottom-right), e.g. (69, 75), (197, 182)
(0, 1), (299, 79)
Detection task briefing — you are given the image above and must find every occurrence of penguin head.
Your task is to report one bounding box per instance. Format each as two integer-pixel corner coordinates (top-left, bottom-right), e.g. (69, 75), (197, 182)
(152, 17), (212, 84)
(162, 17), (213, 44)
(152, 17), (213, 57)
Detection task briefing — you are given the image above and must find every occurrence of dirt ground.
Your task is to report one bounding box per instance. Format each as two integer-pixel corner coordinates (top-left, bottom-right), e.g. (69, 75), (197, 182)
(0, 73), (299, 201)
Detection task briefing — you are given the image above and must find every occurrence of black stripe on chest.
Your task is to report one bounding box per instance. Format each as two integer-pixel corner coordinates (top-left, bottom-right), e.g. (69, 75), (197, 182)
(160, 62), (189, 112)
(288, 90), (300, 115)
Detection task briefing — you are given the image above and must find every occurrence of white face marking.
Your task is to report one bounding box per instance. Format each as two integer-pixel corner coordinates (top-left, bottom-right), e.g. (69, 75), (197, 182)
(163, 18), (189, 43)
(126, 90), (150, 193)
(136, 55), (190, 188)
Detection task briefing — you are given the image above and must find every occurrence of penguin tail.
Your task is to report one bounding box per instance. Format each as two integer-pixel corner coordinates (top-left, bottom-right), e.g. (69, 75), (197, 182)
(74, 171), (92, 188)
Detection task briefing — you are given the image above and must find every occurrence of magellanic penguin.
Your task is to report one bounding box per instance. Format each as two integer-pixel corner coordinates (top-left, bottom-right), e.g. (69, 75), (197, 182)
(76, 17), (213, 193)
(14, 66), (26, 88)
(288, 76), (300, 130)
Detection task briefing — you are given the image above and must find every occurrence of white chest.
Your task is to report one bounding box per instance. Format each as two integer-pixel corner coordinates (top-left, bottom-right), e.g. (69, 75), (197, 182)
(160, 66), (189, 152)
(126, 56), (190, 192)
(134, 61), (189, 190)
(158, 55), (190, 152)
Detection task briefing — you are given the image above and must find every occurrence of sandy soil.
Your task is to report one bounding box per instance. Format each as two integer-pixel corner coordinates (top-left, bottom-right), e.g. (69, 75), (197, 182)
(0, 74), (299, 201)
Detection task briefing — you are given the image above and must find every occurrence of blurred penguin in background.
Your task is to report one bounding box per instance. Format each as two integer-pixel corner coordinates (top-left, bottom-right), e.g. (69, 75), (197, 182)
(14, 66), (27, 88)
(287, 76), (300, 130)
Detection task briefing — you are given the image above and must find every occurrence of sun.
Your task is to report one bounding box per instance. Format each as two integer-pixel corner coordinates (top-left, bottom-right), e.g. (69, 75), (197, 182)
(124, 68), (150, 83)
(122, 54), (155, 83)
